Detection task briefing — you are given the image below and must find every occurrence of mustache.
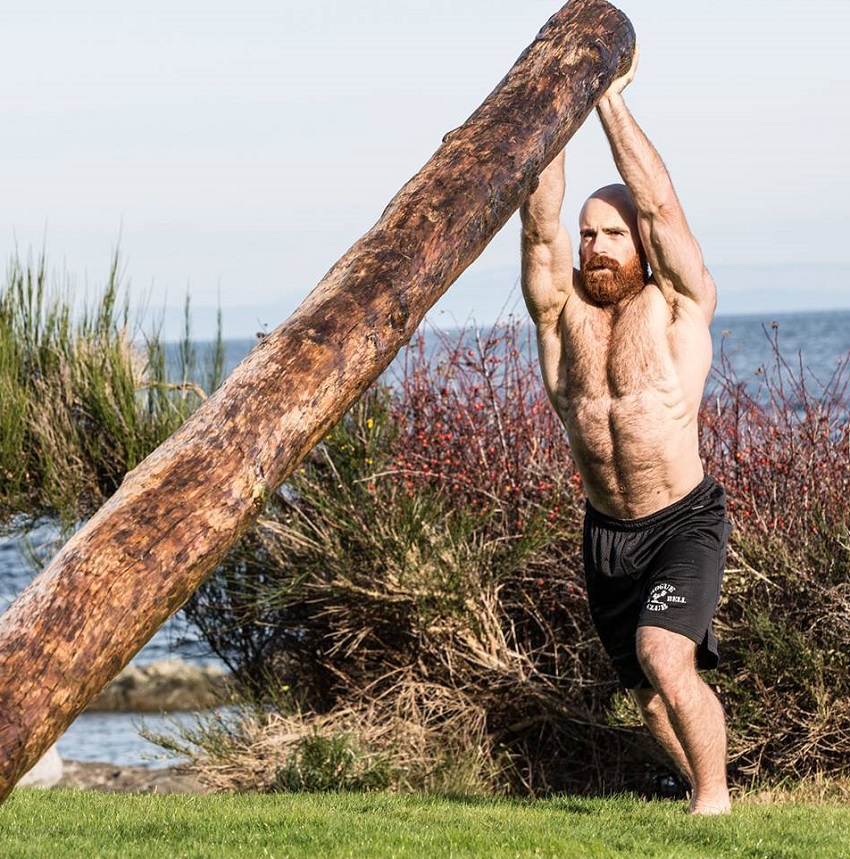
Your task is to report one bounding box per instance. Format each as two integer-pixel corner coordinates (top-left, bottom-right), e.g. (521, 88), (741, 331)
(583, 255), (621, 272)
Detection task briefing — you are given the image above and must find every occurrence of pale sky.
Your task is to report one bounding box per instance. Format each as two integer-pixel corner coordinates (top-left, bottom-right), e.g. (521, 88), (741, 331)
(3, 1), (849, 337)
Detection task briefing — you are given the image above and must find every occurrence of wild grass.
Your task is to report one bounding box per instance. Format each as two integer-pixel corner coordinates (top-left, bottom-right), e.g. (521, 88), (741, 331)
(702, 326), (850, 782)
(181, 321), (625, 797)
(4, 260), (850, 801)
(178, 317), (850, 798)
(0, 254), (224, 526)
(3, 789), (850, 859)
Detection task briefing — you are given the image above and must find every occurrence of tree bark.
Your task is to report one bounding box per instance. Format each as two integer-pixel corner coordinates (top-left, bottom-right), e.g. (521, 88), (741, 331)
(0, 0), (634, 800)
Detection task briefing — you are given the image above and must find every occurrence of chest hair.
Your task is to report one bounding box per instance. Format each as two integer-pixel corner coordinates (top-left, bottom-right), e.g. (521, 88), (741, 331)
(559, 293), (674, 402)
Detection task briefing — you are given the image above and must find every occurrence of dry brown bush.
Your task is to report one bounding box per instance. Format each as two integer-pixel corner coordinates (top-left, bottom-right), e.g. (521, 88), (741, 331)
(178, 320), (850, 795)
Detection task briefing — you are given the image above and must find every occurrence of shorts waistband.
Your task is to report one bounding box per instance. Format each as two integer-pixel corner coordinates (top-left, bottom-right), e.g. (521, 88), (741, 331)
(585, 475), (719, 531)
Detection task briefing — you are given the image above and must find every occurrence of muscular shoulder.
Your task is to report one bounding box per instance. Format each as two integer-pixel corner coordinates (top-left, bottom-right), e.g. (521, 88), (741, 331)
(530, 274), (584, 402)
(648, 273), (714, 327)
(521, 224), (577, 330)
(645, 231), (717, 323)
(653, 284), (713, 377)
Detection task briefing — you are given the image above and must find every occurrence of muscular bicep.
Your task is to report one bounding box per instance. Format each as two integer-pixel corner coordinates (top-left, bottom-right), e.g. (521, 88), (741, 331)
(520, 222), (576, 328)
(639, 205), (717, 321)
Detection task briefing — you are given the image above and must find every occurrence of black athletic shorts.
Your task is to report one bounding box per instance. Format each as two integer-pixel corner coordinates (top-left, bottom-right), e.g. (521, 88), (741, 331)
(582, 475), (731, 690)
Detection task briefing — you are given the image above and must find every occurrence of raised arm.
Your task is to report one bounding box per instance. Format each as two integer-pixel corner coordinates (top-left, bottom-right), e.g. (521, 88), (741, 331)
(596, 51), (717, 320)
(520, 149), (575, 330)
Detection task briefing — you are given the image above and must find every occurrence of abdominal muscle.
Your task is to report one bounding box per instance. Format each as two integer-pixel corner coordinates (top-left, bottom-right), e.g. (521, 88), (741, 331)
(560, 390), (704, 519)
(543, 289), (710, 520)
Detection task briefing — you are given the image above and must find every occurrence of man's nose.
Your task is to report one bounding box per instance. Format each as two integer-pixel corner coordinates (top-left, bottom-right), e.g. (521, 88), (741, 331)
(590, 234), (610, 255)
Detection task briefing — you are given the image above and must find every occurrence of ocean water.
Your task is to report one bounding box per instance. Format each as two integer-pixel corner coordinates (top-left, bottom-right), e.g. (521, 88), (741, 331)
(709, 309), (850, 389)
(2, 307), (849, 768)
(215, 308), (850, 388)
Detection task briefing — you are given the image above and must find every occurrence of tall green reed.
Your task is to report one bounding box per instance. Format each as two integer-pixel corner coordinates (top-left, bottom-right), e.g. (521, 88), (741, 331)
(0, 253), (224, 527)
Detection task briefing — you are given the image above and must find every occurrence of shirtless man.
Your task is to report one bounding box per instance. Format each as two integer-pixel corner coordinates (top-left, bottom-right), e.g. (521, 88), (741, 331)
(520, 51), (731, 815)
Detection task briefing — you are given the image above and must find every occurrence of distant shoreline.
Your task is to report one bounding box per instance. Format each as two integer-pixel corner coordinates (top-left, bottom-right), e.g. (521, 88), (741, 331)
(143, 263), (850, 343)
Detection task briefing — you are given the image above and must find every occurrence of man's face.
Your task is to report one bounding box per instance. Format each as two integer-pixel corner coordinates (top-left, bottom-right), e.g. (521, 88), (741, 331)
(578, 195), (646, 306)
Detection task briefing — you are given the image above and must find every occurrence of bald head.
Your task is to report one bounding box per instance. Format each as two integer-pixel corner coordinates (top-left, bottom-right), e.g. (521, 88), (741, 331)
(580, 184), (639, 237)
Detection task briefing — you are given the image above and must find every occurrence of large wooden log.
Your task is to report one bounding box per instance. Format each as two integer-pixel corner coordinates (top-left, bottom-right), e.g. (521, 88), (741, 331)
(0, 0), (634, 799)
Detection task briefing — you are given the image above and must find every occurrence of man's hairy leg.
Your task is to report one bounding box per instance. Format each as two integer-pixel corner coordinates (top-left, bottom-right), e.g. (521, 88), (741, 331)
(630, 686), (694, 786)
(636, 626), (730, 815)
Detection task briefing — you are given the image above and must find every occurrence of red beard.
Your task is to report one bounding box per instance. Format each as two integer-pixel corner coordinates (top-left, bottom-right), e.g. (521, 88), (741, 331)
(580, 254), (646, 306)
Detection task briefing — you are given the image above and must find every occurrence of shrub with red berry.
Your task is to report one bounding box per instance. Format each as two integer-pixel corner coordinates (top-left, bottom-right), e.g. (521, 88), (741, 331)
(185, 319), (850, 794)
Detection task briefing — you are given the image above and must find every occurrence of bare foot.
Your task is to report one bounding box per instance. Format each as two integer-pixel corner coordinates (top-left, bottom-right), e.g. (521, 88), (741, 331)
(689, 798), (731, 815)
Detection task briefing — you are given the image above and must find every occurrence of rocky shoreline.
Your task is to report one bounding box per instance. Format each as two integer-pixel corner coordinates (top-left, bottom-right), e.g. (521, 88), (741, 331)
(88, 658), (230, 713)
(55, 760), (210, 794)
(19, 658), (228, 794)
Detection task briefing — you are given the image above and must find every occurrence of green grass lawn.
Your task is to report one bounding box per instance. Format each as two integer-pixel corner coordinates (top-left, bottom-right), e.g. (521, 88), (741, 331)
(2, 790), (850, 859)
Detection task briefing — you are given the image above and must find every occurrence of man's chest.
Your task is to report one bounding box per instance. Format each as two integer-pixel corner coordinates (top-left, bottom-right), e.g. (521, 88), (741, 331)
(557, 301), (674, 398)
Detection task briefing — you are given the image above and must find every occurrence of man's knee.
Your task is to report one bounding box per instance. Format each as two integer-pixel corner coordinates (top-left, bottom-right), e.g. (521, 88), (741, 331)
(630, 687), (666, 723)
(636, 626), (700, 700)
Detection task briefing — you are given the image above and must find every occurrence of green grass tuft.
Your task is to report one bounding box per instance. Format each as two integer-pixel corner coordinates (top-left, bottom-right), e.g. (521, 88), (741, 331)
(0, 252), (224, 526)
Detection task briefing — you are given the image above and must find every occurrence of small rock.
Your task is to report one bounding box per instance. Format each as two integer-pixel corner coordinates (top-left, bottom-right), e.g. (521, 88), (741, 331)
(55, 760), (208, 794)
(88, 658), (230, 713)
(18, 744), (64, 789)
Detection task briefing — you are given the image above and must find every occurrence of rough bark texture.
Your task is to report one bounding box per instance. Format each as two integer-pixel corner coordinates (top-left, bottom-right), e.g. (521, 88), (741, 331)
(0, 0), (634, 800)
